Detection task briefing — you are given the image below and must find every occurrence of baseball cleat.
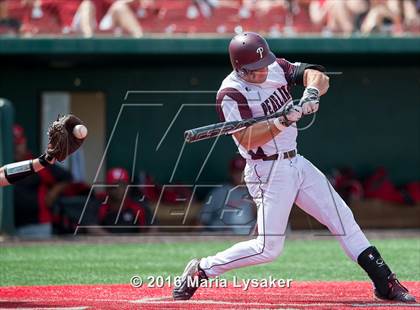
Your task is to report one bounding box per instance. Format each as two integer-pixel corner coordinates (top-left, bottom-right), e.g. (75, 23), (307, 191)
(374, 273), (416, 303)
(173, 258), (208, 300)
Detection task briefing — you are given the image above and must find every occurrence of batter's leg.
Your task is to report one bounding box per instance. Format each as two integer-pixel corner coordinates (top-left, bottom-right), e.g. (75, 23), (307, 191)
(173, 159), (300, 300)
(200, 160), (300, 277)
(294, 155), (415, 303)
(294, 155), (370, 260)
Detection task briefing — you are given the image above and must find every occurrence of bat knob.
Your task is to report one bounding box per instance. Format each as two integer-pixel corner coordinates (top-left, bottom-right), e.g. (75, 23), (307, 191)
(184, 130), (193, 143)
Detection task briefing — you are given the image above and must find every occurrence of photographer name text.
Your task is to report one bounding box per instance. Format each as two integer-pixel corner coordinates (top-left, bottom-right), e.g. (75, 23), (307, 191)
(131, 275), (293, 291)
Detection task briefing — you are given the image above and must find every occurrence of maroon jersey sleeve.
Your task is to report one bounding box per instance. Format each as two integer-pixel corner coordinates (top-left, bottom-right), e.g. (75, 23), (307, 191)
(216, 88), (252, 122)
(276, 58), (299, 86)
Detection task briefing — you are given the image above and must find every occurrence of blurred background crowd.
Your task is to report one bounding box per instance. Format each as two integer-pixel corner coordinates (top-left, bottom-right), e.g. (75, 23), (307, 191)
(0, 0), (419, 37)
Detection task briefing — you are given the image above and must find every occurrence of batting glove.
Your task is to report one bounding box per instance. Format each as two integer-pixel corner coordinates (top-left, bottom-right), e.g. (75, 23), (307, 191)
(299, 87), (320, 115)
(284, 104), (303, 124)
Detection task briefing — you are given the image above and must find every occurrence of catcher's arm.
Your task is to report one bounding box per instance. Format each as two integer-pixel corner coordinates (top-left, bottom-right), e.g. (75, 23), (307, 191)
(0, 114), (86, 187)
(0, 157), (53, 187)
(0, 166), (6, 187)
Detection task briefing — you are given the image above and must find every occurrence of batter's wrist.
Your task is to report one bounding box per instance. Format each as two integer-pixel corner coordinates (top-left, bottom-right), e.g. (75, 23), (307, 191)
(273, 118), (286, 131)
(305, 86), (320, 96)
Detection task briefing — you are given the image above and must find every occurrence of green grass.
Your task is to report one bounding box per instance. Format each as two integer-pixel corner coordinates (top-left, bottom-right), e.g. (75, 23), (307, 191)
(0, 239), (419, 286)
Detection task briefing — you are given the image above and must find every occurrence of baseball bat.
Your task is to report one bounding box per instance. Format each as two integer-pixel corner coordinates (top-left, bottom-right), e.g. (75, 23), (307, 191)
(184, 110), (288, 143)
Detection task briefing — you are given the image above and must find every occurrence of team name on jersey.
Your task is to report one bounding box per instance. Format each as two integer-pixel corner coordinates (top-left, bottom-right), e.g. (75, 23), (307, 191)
(260, 85), (291, 116)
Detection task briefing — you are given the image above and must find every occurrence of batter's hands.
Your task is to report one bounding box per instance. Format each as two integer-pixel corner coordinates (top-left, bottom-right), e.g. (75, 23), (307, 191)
(303, 69), (329, 95)
(283, 104), (303, 124)
(299, 87), (320, 115)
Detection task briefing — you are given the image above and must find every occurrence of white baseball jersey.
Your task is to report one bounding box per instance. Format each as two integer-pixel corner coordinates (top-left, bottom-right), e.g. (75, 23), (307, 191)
(216, 58), (299, 160)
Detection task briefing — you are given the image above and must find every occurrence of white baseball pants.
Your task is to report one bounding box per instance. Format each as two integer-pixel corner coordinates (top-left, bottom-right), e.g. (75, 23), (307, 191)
(200, 154), (371, 277)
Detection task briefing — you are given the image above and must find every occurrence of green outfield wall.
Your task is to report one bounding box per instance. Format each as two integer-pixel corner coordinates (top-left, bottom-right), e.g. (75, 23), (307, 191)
(0, 37), (419, 188)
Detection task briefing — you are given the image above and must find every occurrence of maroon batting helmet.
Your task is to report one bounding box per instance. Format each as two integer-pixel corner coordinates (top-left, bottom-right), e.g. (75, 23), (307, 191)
(229, 32), (276, 74)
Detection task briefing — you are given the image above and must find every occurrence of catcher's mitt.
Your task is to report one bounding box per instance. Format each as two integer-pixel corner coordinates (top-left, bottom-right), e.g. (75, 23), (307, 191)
(46, 114), (86, 162)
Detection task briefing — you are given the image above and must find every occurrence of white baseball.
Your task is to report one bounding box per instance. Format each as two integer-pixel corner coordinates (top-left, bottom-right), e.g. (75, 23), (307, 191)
(73, 124), (88, 139)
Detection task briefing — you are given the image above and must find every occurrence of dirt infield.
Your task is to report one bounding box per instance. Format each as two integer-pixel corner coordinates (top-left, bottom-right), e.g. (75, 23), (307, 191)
(0, 282), (419, 309)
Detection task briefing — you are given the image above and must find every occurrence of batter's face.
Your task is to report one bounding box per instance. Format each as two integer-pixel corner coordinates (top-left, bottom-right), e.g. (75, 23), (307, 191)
(243, 67), (269, 84)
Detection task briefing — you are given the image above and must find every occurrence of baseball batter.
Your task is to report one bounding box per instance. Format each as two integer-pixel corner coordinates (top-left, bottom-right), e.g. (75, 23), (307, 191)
(173, 32), (415, 303)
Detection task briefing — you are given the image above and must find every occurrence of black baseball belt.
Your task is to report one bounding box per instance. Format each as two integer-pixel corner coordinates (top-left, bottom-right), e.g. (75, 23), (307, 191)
(262, 150), (297, 161)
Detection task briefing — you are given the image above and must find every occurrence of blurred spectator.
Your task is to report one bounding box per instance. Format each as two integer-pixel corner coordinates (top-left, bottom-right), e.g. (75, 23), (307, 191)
(135, 0), (158, 17)
(329, 167), (363, 204)
(98, 0), (143, 37)
(1, 0), (418, 36)
(68, 0), (97, 37)
(193, 0), (240, 18)
(364, 167), (406, 204)
(404, 181), (420, 205)
(309, 0), (368, 34)
(18, 0), (96, 37)
(0, 0), (21, 34)
(52, 182), (105, 235)
(98, 167), (147, 233)
(238, 0), (288, 35)
(17, 0), (143, 37)
(200, 155), (257, 235)
(403, 0), (420, 30)
(242, 0), (287, 16)
(13, 124), (73, 238)
(361, 0), (419, 34)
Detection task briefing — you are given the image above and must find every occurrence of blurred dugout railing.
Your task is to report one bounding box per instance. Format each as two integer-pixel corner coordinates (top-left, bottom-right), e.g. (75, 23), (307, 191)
(0, 99), (14, 235)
